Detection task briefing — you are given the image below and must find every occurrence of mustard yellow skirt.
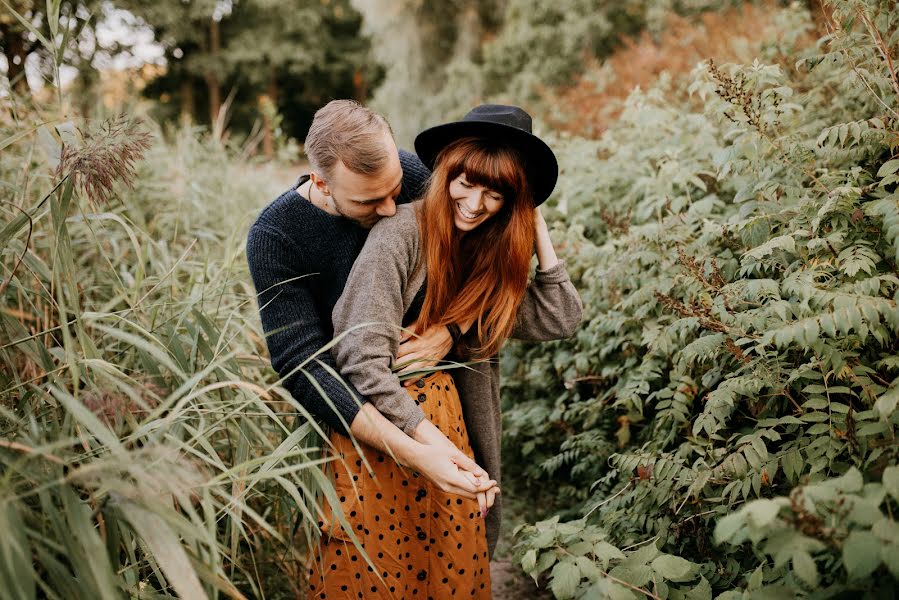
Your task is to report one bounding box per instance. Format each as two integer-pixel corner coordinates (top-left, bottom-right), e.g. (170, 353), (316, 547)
(306, 371), (491, 599)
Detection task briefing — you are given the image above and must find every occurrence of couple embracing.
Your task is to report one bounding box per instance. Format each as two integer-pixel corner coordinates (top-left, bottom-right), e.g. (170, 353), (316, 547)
(247, 100), (582, 599)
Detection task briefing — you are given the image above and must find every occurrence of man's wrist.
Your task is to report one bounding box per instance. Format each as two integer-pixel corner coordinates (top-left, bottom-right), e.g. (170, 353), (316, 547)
(410, 418), (429, 443)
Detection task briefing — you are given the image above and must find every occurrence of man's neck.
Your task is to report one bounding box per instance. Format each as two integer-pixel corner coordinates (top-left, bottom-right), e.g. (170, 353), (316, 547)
(298, 178), (340, 216)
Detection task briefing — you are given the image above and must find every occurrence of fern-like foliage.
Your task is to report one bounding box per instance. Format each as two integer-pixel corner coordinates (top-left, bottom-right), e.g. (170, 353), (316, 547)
(504, 1), (899, 596)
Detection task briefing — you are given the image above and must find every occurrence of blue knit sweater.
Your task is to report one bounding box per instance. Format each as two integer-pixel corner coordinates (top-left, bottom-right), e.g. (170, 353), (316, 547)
(246, 150), (431, 435)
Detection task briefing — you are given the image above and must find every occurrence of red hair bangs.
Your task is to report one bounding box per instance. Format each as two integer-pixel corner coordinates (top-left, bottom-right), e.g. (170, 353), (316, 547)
(415, 137), (536, 358)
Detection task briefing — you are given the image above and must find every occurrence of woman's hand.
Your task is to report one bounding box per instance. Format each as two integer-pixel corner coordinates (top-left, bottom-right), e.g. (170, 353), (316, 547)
(395, 324), (453, 381)
(534, 207), (560, 271)
(459, 469), (501, 517)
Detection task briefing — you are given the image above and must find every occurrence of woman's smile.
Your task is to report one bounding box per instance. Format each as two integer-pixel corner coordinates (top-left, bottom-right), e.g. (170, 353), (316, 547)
(455, 200), (482, 220)
(449, 174), (504, 231)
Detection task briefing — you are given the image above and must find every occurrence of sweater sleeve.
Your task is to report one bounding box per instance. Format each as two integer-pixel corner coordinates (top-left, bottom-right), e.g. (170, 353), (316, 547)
(511, 261), (584, 342)
(397, 149), (431, 204)
(246, 223), (364, 435)
(331, 209), (427, 436)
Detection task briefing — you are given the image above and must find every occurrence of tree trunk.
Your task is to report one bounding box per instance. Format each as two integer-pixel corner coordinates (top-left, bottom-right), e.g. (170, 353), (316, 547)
(180, 78), (195, 126)
(262, 67), (278, 159)
(1, 24), (31, 96)
(205, 17), (222, 125)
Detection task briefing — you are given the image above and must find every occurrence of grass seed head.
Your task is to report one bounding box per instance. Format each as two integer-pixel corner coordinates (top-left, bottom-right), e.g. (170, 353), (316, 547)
(56, 114), (154, 205)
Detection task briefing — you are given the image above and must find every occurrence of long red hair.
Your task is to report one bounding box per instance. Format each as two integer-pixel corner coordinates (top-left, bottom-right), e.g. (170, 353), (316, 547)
(415, 137), (536, 358)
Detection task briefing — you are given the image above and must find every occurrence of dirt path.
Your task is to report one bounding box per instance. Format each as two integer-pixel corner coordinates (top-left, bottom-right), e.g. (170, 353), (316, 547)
(489, 557), (551, 599)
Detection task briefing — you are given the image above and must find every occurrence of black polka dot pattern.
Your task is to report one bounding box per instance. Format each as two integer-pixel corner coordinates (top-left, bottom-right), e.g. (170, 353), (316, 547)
(305, 371), (491, 599)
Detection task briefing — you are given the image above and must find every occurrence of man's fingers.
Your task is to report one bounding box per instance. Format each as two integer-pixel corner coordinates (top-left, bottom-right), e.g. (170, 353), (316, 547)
(451, 454), (486, 479)
(443, 486), (477, 499)
(441, 476), (480, 498)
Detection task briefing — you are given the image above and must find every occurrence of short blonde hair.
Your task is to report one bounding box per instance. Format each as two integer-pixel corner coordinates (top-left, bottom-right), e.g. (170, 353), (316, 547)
(304, 100), (394, 181)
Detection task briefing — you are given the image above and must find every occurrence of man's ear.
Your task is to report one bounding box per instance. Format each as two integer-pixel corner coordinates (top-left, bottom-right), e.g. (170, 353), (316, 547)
(309, 172), (331, 196)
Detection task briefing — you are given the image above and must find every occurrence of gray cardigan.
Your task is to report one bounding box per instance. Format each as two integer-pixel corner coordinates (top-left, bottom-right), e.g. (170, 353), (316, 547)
(331, 202), (583, 557)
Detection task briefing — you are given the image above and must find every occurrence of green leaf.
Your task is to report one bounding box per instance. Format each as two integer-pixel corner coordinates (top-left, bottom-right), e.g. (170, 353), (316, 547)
(745, 498), (784, 528)
(117, 499), (206, 600)
(883, 466), (899, 501)
(535, 550), (558, 574)
(872, 518), (899, 542)
(607, 564), (652, 587)
(875, 383), (899, 419)
(792, 550), (818, 587)
(650, 554), (698, 582)
(521, 549), (537, 573)
(550, 560), (581, 599)
(530, 529), (556, 549)
(586, 579), (639, 600)
(714, 512), (745, 545)
(877, 159), (899, 178)
(575, 555), (602, 581)
(594, 541), (626, 567)
(882, 544), (899, 579)
(842, 530), (882, 579)
(686, 576), (713, 600)
(0, 501), (35, 600)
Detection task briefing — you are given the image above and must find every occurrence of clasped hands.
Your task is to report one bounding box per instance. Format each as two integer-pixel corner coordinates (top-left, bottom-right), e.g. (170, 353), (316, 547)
(396, 322), (499, 518)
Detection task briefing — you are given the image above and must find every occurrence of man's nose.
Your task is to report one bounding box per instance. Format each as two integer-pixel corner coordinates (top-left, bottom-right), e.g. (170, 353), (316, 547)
(376, 196), (396, 217)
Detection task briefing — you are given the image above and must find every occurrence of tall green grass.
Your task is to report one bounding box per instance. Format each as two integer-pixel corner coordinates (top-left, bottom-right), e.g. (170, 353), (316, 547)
(0, 8), (345, 595)
(0, 110), (344, 598)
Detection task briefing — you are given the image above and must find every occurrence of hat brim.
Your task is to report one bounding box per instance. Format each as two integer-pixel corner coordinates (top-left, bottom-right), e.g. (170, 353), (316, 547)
(414, 120), (558, 206)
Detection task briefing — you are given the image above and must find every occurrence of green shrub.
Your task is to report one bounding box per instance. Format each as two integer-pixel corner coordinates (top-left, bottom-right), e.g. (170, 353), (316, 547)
(503, 1), (899, 596)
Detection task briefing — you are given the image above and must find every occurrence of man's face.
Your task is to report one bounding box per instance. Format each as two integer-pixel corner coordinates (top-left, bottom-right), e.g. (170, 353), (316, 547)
(325, 132), (403, 229)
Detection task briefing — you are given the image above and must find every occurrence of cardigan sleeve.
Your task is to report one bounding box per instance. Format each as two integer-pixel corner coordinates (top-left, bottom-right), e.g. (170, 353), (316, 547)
(331, 208), (427, 436)
(511, 261), (584, 342)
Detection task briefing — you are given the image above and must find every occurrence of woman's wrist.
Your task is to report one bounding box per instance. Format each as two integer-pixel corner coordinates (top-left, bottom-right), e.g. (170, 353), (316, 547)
(534, 214), (559, 270)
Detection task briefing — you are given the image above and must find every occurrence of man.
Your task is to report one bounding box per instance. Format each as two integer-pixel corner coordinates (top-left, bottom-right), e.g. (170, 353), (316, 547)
(246, 100), (495, 502)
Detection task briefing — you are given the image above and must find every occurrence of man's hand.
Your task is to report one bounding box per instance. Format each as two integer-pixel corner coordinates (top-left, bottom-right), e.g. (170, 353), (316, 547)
(407, 441), (497, 501)
(395, 323), (453, 382)
(348, 405), (496, 513)
(412, 420), (499, 516)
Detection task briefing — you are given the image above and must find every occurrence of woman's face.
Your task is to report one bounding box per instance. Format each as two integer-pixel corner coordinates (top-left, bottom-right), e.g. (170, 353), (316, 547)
(449, 173), (505, 232)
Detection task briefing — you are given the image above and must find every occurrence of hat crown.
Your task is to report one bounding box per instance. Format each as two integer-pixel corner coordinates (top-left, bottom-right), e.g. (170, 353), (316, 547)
(462, 104), (533, 134)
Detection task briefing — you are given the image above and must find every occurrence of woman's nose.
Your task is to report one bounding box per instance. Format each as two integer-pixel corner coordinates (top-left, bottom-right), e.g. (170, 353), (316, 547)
(465, 190), (486, 210)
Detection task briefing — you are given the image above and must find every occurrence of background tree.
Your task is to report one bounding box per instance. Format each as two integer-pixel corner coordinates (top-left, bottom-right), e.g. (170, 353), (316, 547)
(118, 0), (378, 148)
(223, 0), (380, 156)
(1, 0), (114, 112)
(115, 0), (224, 127)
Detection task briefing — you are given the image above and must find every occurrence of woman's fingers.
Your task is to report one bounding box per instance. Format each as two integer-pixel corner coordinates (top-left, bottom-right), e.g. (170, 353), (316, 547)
(485, 485), (500, 510)
(458, 470), (487, 515)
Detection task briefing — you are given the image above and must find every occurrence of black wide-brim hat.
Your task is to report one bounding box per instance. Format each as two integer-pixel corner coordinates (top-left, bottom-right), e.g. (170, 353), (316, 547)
(414, 104), (559, 206)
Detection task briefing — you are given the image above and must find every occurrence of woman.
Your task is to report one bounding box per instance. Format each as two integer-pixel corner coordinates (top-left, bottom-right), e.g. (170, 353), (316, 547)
(307, 105), (582, 599)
